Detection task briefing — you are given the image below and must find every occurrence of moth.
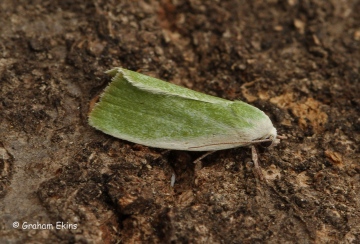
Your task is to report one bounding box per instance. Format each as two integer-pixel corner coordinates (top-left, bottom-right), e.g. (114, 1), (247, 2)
(89, 68), (280, 179)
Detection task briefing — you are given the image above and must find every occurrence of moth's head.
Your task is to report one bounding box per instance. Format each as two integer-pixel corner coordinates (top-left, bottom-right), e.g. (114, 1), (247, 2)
(269, 127), (277, 140)
(267, 127), (279, 147)
(258, 127), (278, 148)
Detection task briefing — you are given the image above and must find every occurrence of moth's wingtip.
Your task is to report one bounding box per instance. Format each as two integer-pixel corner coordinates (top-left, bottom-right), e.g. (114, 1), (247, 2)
(88, 113), (96, 130)
(105, 67), (123, 76)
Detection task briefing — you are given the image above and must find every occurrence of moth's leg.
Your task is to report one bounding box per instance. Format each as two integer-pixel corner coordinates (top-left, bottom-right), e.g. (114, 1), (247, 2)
(170, 172), (176, 187)
(251, 145), (264, 180)
(193, 151), (216, 164)
(160, 149), (176, 187)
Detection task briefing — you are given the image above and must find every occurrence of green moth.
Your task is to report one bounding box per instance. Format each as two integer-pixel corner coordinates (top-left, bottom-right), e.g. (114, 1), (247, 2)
(89, 68), (278, 152)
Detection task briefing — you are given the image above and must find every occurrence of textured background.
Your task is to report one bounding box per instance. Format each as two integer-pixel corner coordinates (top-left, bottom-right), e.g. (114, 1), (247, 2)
(1, 0), (359, 242)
